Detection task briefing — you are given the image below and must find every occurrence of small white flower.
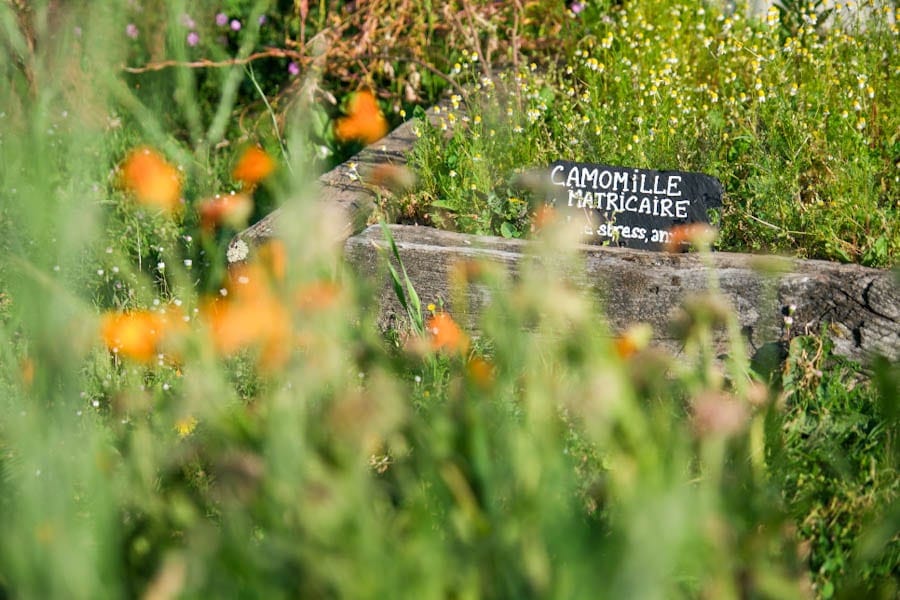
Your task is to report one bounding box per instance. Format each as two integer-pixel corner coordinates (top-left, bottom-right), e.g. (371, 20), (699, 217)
(227, 239), (250, 263)
(183, 259), (193, 267)
(157, 262), (166, 271)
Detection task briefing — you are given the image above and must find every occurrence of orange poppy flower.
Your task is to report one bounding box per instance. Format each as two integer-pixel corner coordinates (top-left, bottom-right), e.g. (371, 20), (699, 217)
(613, 323), (653, 359)
(120, 146), (182, 214)
(532, 205), (557, 230)
(334, 90), (389, 145)
(197, 193), (254, 232)
(100, 310), (166, 363)
(426, 312), (469, 354)
(466, 357), (494, 390)
(202, 264), (291, 370)
(232, 146), (276, 187)
(664, 223), (717, 253)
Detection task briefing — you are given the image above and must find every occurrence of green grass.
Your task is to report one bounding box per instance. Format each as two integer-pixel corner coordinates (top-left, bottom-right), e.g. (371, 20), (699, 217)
(0, 1), (898, 598)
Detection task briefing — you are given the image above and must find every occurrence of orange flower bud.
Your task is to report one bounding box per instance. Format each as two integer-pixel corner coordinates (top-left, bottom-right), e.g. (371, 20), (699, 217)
(691, 391), (750, 439)
(613, 323), (653, 359)
(232, 146), (275, 187)
(119, 146), (182, 214)
(334, 90), (389, 145)
(532, 205), (557, 230)
(366, 164), (416, 193)
(198, 193), (254, 232)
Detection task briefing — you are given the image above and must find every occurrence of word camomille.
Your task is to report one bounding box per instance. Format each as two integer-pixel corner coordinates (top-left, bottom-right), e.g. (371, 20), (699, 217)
(547, 160), (723, 250)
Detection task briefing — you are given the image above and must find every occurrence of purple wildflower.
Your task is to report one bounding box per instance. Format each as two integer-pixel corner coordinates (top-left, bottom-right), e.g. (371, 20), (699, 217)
(288, 62), (300, 76)
(258, 15), (267, 25)
(125, 23), (139, 39)
(570, 2), (585, 14)
(230, 19), (242, 31)
(215, 13), (228, 27)
(187, 31), (199, 47)
(180, 14), (196, 29)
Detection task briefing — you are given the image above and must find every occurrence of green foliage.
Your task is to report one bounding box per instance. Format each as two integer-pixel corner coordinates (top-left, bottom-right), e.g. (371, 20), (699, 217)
(404, 1), (900, 266)
(0, 1), (897, 598)
(776, 335), (899, 597)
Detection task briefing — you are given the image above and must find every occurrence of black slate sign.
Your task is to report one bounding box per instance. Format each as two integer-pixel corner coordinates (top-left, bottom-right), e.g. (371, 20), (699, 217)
(546, 160), (723, 250)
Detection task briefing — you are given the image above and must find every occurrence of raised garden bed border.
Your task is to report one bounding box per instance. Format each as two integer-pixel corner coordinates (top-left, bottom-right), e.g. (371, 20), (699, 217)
(236, 102), (899, 363)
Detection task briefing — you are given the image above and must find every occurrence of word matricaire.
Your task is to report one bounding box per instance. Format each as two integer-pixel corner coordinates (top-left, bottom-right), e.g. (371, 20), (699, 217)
(550, 163), (690, 219)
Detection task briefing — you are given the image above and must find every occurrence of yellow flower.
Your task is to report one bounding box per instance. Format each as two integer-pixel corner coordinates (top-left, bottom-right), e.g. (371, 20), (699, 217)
(175, 416), (198, 438)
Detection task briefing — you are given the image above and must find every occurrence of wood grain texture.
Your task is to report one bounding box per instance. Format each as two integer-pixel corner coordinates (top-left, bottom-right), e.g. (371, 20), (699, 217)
(345, 225), (900, 363)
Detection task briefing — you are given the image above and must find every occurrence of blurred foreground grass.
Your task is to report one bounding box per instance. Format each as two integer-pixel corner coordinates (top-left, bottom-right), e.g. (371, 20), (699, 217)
(0, 2), (898, 598)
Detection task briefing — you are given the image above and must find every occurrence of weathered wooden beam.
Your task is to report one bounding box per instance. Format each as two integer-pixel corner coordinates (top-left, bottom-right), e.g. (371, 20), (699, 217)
(345, 224), (900, 363)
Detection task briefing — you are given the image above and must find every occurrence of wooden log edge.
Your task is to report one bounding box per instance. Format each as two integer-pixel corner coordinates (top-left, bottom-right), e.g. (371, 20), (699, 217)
(345, 224), (899, 364)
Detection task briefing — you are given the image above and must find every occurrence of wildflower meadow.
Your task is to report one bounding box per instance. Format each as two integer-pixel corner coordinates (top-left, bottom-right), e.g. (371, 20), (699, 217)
(0, 1), (898, 598)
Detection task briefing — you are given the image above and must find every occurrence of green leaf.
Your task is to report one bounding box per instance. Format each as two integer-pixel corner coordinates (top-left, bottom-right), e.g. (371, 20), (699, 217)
(379, 221), (424, 334)
(430, 200), (457, 211)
